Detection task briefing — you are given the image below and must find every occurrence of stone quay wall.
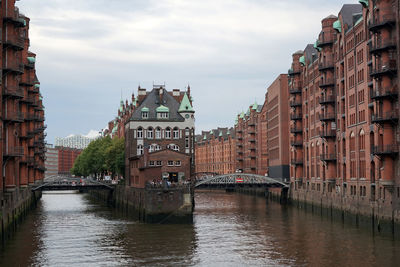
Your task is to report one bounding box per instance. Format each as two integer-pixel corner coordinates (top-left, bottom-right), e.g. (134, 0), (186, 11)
(90, 184), (193, 224)
(0, 187), (42, 247)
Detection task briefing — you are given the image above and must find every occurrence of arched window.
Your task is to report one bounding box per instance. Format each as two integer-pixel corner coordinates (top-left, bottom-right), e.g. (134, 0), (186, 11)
(149, 144), (155, 152)
(155, 144), (161, 151)
(155, 127), (161, 139)
(137, 127), (143, 139)
(185, 127), (190, 136)
(359, 129), (365, 150)
(147, 127), (153, 139)
(173, 127), (179, 139)
(137, 145), (143, 155)
(167, 144), (179, 151)
(165, 127), (171, 139)
(350, 132), (355, 151)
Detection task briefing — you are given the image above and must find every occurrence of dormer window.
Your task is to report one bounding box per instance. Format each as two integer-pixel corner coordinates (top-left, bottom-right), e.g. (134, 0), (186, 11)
(156, 105), (169, 119)
(141, 107), (149, 119)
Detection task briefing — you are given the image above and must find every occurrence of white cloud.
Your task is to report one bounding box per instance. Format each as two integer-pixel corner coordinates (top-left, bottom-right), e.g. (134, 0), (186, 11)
(18, 0), (354, 140)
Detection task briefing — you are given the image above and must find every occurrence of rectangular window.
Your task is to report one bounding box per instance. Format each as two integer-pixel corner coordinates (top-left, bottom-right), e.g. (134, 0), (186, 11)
(158, 112), (169, 119)
(168, 160), (174, 166)
(175, 160), (181, 166)
(156, 161), (162, 166)
(142, 112), (148, 119)
(149, 161), (155, 166)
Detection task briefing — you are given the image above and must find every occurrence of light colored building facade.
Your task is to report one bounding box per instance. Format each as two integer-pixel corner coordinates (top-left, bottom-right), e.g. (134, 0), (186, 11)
(55, 134), (97, 149)
(44, 144), (58, 177)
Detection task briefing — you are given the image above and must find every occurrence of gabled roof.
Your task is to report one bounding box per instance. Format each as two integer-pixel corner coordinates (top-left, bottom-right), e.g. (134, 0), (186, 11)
(130, 88), (184, 122)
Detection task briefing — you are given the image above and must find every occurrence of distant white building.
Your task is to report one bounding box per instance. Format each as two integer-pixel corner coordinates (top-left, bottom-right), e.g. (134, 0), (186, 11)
(55, 132), (100, 149)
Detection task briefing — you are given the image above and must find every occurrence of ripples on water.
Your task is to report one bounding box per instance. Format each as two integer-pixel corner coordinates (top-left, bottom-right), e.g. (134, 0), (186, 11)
(0, 190), (399, 266)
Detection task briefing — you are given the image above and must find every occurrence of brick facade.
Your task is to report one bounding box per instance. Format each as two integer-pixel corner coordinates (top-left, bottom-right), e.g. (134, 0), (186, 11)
(289, 1), (400, 221)
(1, 0), (46, 189)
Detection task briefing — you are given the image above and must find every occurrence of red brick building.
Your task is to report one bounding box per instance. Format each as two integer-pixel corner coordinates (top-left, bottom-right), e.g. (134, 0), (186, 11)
(1, 0), (46, 190)
(57, 147), (82, 175)
(125, 85), (195, 187)
(195, 75), (290, 181)
(195, 127), (236, 174)
(289, 1), (400, 220)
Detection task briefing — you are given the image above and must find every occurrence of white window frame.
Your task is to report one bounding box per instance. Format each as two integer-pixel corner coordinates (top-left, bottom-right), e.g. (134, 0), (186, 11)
(165, 128), (171, 139)
(175, 160), (181, 166)
(173, 128), (179, 139)
(147, 127), (153, 139)
(142, 112), (148, 119)
(155, 127), (161, 139)
(137, 145), (144, 155)
(168, 160), (174, 166)
(137, 128), (143, 139)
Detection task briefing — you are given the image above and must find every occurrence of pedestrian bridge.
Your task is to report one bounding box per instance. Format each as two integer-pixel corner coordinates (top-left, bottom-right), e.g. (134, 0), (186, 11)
(193, 173), (288, 188)
(32, 175), (114, 192)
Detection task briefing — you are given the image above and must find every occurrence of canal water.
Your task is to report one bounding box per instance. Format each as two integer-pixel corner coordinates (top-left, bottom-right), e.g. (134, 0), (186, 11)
(0, 191), (399, 266)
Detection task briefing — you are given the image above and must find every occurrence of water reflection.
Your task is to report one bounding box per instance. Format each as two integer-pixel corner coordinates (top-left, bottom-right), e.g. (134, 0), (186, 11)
(0, 190), (399, 266)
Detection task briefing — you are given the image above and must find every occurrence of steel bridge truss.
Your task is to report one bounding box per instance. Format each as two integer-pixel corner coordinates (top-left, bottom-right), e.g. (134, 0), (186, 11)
(32, 175), (114, 191)
(194, 173), (288, 188)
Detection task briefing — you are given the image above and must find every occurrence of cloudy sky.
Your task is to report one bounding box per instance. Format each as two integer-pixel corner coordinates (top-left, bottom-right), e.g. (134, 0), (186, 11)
(18, 0), (356, 143)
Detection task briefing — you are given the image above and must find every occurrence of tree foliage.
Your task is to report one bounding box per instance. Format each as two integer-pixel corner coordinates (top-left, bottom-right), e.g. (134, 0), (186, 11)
(71, 136), (125, 178)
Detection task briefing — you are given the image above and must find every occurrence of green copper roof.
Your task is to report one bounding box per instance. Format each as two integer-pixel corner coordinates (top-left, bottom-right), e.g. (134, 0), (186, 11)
(27, 57), (36, 63)
(203, 135), (207, 140)
(156, 105), (169, 112)
(178, 93), (194, 113)
(119, 100), (124, 112)
(252, 101), (258, 110)
(299, 55), (305, 66)
(359, 0), (368, 7)
(219, 131), (223, 137)
(210, 130), (213, 135)
(141, 106), (149, 112)
(34, 84), (40, 89)
(112, 123), (118, 134)
(18, 18), (26, 26)
(314, 40), (321, 51)
(227, 129), (230, 135)
(239, 112), (245, 119)
(39, 96), (43, 101)
(246, 108), (250, 116)
(333, 20), (341, 33)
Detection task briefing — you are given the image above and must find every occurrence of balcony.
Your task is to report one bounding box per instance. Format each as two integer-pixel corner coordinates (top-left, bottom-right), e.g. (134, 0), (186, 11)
(370, 87), (398, 100)
(33, 125), (47, 134)
(3, 62), (24, 74)
(290, 140), (303, 147)
(319, 95), (335, 104)
(3, 35), (25, 50)
(368, 15), (396, 32)
(248, 139), (256, 143)
(320, 153), (337, 162)
(3, 85), (24, 98)
(3, 111), (24, 122)
(290, 126), (303, 134)
(3, 147), (24, 157)
(289, 87), (302, 94)
(318, 35), (334, 47)
(21, 156), (35, 165)
(318, 61), (334, 71)
(290, 100), (302, 107)
(370, 60), (397, 77)
(291, 159), (303, 165)
(371, 111), (398, 124)
(20, 78), (35, 86)
(290, 112), (303, 120)
(372, 145), (399, 156)
(288, 68), (301, 76)
(370, 40), (396, 55)
(319, 78), (335, 88)
(318, 112), (336, 121)
(20, 96), (35, 104)
(319, 130), (336, 138)
(3, 9), (25, 27)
